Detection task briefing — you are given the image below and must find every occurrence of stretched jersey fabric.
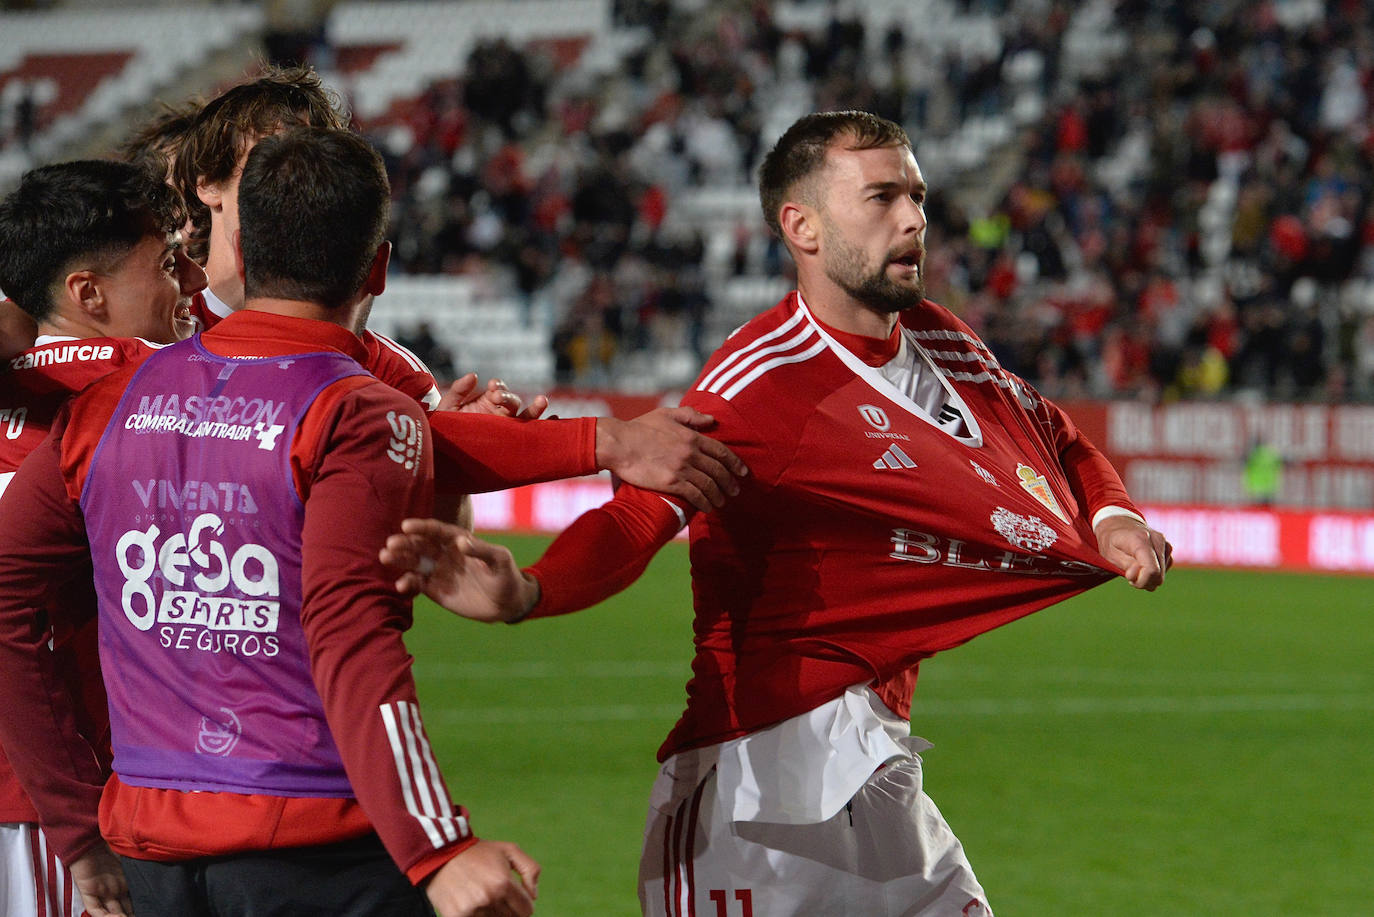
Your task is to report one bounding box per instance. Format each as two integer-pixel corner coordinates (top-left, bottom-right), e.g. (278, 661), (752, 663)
(188, 289), (442, 410)
(526, 293), (1138, 760)
(0, 335), (160, 824)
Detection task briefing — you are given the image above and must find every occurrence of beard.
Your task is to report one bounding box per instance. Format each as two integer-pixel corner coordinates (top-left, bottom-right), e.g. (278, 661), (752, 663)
(823, 235), (925, 313)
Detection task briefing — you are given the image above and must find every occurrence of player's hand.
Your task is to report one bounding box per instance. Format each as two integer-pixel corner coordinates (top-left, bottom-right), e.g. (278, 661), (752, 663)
(1094, 515), (1172, 590)
(424, 840), (540, 917)
(439, 373), (550, 419)
(68, 844), (134, 917)
(595, 407), (748, 513)
(380, 519), (540, 622)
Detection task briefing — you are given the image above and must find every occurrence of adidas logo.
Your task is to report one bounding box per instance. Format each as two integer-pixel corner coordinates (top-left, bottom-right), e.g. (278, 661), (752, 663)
(873, 444), (917, 470)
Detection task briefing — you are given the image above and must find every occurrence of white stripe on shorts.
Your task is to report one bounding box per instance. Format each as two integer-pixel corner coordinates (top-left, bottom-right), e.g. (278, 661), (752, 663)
(0, 823), (85, 917)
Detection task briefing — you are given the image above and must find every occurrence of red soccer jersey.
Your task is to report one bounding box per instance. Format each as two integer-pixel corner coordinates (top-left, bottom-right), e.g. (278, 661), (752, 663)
(363, 329), (442, 411)
(0, 336), (160, 479)
(189, 290), (441, 410)
(0, 335), (160, 823)
(193, 289), (608, 494)
(526, 293), (1140, 760)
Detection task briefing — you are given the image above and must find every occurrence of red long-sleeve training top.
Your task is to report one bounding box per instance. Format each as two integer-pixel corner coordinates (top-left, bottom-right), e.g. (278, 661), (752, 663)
(0, 310), (474, 882)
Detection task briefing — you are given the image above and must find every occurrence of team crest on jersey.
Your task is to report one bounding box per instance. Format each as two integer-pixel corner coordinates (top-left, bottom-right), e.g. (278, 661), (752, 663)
(990, 507), (1058, 552)
(858, 404), (890, 431)
(970, 460), (998, 486)
(1016, 463), (1067, 522)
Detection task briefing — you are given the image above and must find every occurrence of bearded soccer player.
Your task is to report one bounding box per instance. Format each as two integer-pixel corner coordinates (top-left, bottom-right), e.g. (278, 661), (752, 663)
(176, 65), (747, 515)
(0, 159), (206, 917)
(0, 127), (541, 917)
(381, 111), (1173, 917)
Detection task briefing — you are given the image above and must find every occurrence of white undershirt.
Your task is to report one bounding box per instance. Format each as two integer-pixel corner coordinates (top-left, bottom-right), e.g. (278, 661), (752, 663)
(704, 338), (944, 827)
(879, 331), (972, 439)
(714, 684), (922, 824)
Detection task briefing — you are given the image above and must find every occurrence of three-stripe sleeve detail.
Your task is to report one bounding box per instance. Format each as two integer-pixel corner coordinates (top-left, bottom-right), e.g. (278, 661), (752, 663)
(379, 701), (470, 849)
(698, 311), (826, 402)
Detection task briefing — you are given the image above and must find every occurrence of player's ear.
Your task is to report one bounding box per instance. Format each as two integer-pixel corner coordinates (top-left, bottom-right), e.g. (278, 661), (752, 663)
(65, 270), (106, 320)
(196, 178), (223, 211)
(780, 202), (820, 256)
(362, 241), (391, 297)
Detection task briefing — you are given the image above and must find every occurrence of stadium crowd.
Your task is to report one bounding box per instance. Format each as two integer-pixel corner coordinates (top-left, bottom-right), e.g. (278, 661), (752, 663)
(349, 0), (1374, 401)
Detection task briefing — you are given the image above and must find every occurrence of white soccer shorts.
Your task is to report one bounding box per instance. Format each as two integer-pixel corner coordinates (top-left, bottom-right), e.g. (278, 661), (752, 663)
(639, 750), (992, 917)
(0, 823), (88, 917)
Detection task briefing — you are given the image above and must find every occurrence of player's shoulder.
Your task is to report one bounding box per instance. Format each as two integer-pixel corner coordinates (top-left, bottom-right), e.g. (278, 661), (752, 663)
(5, 336), (154, 388)
(82, 346), (149, 394)
(690, 291), (828, 404)
(59, 353), (147, 442)
(899, 299), (990, 352)
(321, 366), (428, 423)
(361, 329), (431, 376)
(186, 289), (232, 334)
(359, 329), (441, 411)
(307, 371), (428, 479)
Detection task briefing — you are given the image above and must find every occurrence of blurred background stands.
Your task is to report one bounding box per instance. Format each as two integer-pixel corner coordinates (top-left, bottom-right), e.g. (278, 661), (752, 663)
(3, 0), (1374, 403)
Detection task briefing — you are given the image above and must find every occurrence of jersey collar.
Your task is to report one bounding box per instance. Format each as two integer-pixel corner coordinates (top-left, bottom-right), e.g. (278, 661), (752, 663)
(202, 286), (235, 320)
(807, 310), (902, 367)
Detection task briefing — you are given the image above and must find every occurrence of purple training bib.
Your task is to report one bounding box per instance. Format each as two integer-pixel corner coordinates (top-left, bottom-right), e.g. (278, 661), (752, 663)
(81, 338), (368, 796)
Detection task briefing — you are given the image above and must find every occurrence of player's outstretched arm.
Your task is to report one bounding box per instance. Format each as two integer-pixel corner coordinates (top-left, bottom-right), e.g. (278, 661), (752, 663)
(1094, 515), (1173, 590)
(68, 844), (134, 917)
(380, 519), (539, 622)
(424, 839), (540, 917)
(438, 373), (550, 419)
(596, 406), (748, 513)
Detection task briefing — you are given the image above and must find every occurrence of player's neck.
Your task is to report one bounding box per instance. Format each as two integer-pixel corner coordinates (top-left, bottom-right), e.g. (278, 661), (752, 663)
(811, 312), (901, 366)
(797, 275), (900, 340)
(243, 295), (366, 332)
(205, 242), (245, 312)
(37, 313), (102, 342)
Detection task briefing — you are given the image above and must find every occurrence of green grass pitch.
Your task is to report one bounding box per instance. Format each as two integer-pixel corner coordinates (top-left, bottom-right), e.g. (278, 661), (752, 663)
(408, 535), (1373, 916)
